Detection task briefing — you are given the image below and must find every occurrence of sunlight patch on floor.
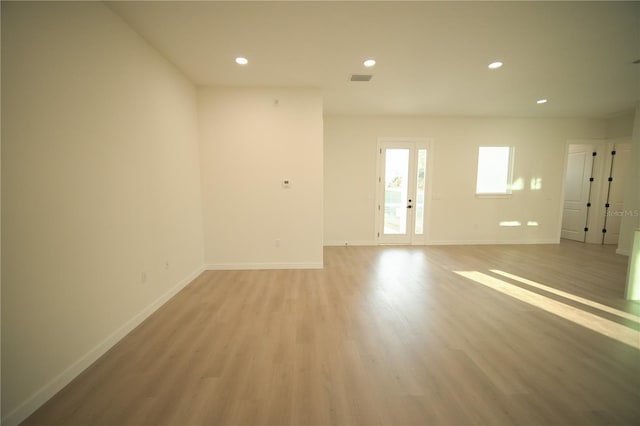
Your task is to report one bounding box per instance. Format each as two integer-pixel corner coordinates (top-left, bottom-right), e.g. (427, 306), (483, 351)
(454, 271), (640, 350)
(490, 269), (640, 324)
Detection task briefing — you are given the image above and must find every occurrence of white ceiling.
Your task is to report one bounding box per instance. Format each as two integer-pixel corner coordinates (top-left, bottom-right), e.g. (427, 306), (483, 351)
(107, 1), (640, 117)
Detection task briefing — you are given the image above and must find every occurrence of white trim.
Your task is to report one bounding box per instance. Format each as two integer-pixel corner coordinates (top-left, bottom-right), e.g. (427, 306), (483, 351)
(324, 240), (376, 247)
(377, 137), (433, 145)
(1, 265), (205, 426)
(329, 240), (561, 246)
(429, 239), (560, 245)
(616, 248), (630, 256)
(206, 262), (323, 270)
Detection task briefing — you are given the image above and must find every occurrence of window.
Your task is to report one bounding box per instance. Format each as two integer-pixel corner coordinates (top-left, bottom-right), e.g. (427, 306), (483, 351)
(476, 146), (514, 195)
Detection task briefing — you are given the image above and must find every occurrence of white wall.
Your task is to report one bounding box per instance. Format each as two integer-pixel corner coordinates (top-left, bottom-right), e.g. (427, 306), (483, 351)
(1, 2), (205, 424)
(618, 104), (640, 255)
(324, 115), (606, 245)
(199, 88), (323, 269)
(606, 110), (635, 139)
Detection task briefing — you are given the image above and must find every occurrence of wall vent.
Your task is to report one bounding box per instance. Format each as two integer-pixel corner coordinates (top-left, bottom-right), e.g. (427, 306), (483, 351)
(350, 74), (373, 82)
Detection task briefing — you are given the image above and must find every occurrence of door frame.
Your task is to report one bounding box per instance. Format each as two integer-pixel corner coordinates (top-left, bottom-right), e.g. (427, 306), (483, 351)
(375, 137), (434, 245)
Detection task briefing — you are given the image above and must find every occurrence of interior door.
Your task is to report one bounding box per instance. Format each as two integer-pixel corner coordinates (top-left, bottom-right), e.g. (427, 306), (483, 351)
(377, 141), (429, 244)
(602, 143), (631, 244)
(561, 144), (596, 242)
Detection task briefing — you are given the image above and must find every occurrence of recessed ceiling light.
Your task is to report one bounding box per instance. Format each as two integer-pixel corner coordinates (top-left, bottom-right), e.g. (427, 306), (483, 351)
(235, 57), (248, 65)
(488, 61), (503, 69)
(363, 59), (376, 67)
(536, 98), (548, 104)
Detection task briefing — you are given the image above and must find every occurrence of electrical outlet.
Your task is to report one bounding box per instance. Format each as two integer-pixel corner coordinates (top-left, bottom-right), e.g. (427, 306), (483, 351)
(141, 272), (147, 283)
(275, 239), (281, 248)
(164, 261), (169, 270)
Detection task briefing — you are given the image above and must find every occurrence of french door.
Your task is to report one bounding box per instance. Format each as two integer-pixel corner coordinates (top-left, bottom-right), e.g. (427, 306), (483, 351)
(376, 139), (431, 244)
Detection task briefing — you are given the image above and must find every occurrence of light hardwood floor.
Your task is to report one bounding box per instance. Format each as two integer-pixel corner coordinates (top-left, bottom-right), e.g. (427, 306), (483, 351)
(24, 241), (640, 425)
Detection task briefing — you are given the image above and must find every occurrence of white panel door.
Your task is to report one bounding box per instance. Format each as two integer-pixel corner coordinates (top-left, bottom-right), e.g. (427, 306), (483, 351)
(561, 145), (595, 241)
(603, 143), (631, 244)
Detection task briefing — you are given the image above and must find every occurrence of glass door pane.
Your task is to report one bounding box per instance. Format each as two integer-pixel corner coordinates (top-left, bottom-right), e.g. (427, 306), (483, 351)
(383, 148), (410, 235)
(414, 149), (427, 235)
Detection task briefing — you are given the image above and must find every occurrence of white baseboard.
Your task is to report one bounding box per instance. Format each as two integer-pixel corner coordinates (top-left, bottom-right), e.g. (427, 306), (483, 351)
(325, 239), (560, 247)
(616, 248), (630, 256)
(206, 262), (323, 270)
(1, 265), (205, 426)
(323, 240), (376, 247)
(428, 239), (560, 245)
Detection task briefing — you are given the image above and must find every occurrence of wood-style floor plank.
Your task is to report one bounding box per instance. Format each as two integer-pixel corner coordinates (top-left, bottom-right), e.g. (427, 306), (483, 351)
(24, 241), (640, 425)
